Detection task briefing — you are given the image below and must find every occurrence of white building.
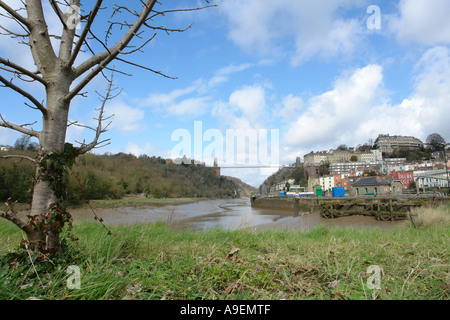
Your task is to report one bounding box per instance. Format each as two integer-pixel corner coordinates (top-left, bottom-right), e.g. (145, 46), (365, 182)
(319, 175), (335, 191)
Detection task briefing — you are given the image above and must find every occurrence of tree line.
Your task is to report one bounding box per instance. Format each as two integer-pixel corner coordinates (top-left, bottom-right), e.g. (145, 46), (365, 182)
(0, 150), (245, 203)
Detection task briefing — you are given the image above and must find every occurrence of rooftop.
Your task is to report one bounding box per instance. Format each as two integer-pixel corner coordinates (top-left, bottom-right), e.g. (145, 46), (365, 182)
(351, 176), (402, 187)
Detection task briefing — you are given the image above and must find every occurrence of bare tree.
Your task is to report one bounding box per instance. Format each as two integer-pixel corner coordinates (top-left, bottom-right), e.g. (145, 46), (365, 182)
(0, 0), (214, 257)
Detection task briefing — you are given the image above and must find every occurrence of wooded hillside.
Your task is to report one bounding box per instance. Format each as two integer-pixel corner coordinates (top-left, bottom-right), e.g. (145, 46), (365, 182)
(0, 151), (255, 203)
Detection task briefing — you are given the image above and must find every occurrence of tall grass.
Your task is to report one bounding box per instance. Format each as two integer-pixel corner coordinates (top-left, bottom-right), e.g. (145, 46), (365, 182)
(411, 204), (450, 229)
(0, 205), (449, 300)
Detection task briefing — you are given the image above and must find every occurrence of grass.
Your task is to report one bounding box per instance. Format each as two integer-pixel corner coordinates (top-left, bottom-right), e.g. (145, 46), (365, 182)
(410, 205), (450, 229)
(0, 205), (449, 300)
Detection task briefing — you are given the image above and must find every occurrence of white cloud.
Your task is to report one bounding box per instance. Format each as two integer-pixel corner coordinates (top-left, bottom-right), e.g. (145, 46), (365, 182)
(220, 0), (364, 65)
(362, 46), (450, 141)
(279, 94), (304, 121)
(206, 63), (253, 89)
(284, 64), (385, 149)
(390, 0), (450, 45)
(107, 101), (146, 134)
(143, 85), (198, 107)
(126, 142), (157, 157)
(282, 46), (450, 160)
(212, 84), (269, 130)
(141, 63), (254, 118)
(166, 96), (212, 117)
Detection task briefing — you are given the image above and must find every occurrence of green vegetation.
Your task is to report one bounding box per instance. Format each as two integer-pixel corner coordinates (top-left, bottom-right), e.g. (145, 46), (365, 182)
(0, 150), (254, 203)
(0, 205), (448, 300)
(383, 147), (432, 162)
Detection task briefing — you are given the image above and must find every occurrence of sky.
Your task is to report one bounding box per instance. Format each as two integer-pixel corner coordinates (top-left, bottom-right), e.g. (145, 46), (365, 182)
(1, 0), (450, 187)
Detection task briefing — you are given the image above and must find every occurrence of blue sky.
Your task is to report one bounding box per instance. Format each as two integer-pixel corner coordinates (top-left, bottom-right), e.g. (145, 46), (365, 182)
(1, 0), (450, 187)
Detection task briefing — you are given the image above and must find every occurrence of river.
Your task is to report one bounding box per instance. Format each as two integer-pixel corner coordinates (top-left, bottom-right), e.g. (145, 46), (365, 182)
(71, 198), (408, 231)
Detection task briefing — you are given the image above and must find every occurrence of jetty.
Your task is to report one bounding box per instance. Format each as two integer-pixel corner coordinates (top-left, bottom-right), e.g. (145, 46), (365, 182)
(251, 194), (448, 221)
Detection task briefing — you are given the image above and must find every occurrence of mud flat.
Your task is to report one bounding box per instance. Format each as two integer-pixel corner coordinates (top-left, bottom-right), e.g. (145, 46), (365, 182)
(253, 211), (408, 232)
(65, 197), (411, 232)
(251, 195), (448, 221)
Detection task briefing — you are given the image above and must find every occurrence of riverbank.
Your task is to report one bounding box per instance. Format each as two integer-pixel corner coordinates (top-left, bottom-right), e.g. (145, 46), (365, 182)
(88, 197), (205, 208)
(1, 197), (208, 225)
(0, 205), (448, 300)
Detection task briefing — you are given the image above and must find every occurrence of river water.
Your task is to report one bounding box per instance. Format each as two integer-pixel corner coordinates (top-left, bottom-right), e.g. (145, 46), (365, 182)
(72, 198), (407, 231)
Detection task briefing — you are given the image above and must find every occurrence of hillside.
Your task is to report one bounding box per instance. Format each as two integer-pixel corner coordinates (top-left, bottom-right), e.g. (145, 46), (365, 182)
(0, 150), (255, 203)
(222, 176), (257, 197)
(258, 165), (308, 194)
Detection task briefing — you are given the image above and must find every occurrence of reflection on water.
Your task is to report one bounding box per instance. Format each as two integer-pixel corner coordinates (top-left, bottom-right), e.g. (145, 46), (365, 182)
(170, 198), (294, 231)
(76, 198), (406, 232)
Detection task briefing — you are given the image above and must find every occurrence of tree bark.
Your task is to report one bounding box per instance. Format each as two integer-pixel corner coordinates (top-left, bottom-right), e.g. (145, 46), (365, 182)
(27, 69), (72, 256)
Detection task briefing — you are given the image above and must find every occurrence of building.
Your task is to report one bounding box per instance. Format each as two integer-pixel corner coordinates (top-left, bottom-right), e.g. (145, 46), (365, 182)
(390, 171), (414, 189)
(374, 134), (423, 154)
(289, 185), (305, 192)
(304, 151), (329, 167)
(414, 169), (449, 189)
(358, 149), (383, 162)
(329, 161), (382, 175)
(319, 175), (335, 192)
(304, 149), (383, 167)
(272, 179), (296, 192)
(327, 149), (351, 163)
(350, 176), (403, 196)
(334, 174), (350, 190)
(387, 163), (415, 174)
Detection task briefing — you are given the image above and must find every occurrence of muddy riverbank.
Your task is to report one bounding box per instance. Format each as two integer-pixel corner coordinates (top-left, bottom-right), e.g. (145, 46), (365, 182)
(67, 197), (408, 232)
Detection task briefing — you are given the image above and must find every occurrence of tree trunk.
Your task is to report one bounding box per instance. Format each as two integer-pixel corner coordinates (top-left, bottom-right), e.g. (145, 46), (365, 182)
(27, 76), (72, 257)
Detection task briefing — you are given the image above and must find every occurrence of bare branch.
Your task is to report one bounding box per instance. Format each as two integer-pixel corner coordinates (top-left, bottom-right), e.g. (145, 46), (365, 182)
(0, 74), (47, 115)
(49, 0), (68, 29)
(119, 32), (156, 55)
(0, 1), (29, 27)
(26, 0), (58, 76)
(0, 114), (40, 138)
(1, 154), (37, 163)
(0, 24), (29, 38)
(77, 71), (117, 154)
(68, 0), (103, 67)
(58, 0), (81, 62)
(68, 0), (158, 101)
(0, 198), (31, 233)
(0, 57), (46, 85)
(148, 4), (217, 20)
(116, 57), (177, 79)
